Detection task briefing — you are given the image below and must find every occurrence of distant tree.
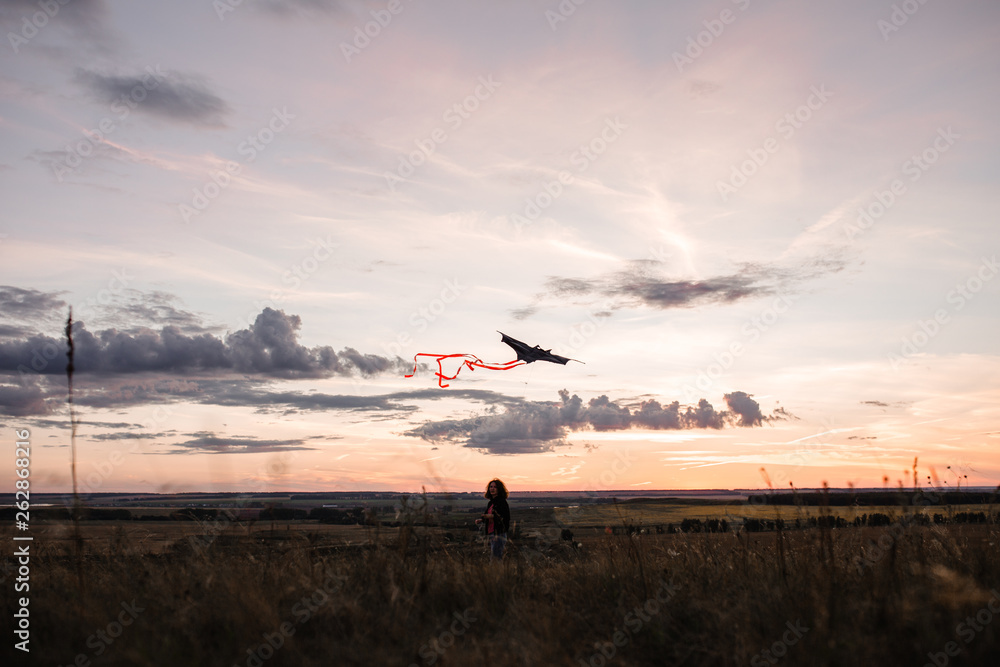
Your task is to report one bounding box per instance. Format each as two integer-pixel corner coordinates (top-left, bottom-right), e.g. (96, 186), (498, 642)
(169, 508), (218, 521)
(259, 507), (307, 520)
(680, 518), (703, 533)
(866, 513), (892, 527)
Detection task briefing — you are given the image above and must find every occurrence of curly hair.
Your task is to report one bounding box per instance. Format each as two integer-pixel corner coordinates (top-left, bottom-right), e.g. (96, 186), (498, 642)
(483, 478), (509, 499)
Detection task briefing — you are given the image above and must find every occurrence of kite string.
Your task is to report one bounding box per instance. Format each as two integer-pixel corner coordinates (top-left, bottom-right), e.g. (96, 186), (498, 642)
(405, 353), (526, 388)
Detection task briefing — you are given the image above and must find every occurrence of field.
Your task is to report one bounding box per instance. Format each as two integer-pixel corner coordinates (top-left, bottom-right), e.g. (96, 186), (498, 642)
(5, 497), (1000, 666)
(550, 500), (1000, 530)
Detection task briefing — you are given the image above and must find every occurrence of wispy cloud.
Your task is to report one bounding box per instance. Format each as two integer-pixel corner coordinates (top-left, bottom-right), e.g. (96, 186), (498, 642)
(156, 431), (327, 455)
(76, 69), (231, 127)
(515, 255), (846, 318)
(0, 286), (68, 338)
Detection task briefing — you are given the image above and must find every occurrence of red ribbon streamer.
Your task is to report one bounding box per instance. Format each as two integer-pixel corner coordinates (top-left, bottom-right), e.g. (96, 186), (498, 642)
(405, 353), (526, 388)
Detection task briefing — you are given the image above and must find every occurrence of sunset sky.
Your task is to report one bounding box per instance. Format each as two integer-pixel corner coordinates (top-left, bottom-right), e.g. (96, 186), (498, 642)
(1, 0), (998, 495)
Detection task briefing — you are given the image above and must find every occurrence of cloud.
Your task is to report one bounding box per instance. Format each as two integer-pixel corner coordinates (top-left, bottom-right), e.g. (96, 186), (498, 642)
(0, 287), (68, 339)
(1, 0), (119, 61)
(0, 366), (528, 418)
(0, 380), (52, 416)
(3, 286), (218, 336)
(76, 69), (231, 127)
(546, 278), (596, 296)
(197, 382), (417, 414)
(0, 374), (414, 417)
(860, 400), (909, 410)
(687, 80), (721, 98)
(158, 431), (323, 455)
(0, 324), (31, 338)
(85, 290), (217, 334)
(552, 263), (778, 309)
(196, 385), (525, 417)
(255, 0), (350, 16)
(510, 306), (538, 321)
(26, 418), (143, 430)
(406, 389), (790, 454)
(516, 256), (846, 317)
(0, 286), (67, 321)
(88, 431), (170, 441)
(0, 0), (108, 34)
(0, 291), (539, 418)
(724, 390), (768, 427)
(0, 0), (104, 19)
(0, 307), (408, 379)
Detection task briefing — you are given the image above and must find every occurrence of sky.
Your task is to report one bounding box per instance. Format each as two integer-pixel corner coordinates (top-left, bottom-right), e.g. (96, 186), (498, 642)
(1, 0), (998, 496)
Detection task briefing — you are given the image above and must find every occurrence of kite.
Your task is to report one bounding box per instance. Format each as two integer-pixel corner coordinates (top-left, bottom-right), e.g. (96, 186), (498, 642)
(497, 332), (575, 365)
(405, 331), (581, 388)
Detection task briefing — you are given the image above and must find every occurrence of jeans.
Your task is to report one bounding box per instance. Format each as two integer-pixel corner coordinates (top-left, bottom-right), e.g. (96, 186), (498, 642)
(490, 533), (507, 559)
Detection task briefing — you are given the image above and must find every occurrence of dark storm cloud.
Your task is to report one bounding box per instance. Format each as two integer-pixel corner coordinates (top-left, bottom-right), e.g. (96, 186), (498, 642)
(0, 307), (408, 379)
(75, 69), (231, 127)
(406, 389), (789, 455)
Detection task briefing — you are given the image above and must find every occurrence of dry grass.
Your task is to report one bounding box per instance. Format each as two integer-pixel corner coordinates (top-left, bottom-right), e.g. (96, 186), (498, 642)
(5, 515), (1000, 666)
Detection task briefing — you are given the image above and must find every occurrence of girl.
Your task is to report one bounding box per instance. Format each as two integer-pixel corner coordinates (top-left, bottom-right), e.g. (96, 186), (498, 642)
(476, 478), (511, 559)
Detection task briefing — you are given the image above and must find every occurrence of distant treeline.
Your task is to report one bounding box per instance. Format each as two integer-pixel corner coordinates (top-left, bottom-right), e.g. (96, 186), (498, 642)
(745, 490), (999, 506)
(606, 511), (1000, 535)
(265, 507), (366, 524)
(1, 507), (134, 521)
